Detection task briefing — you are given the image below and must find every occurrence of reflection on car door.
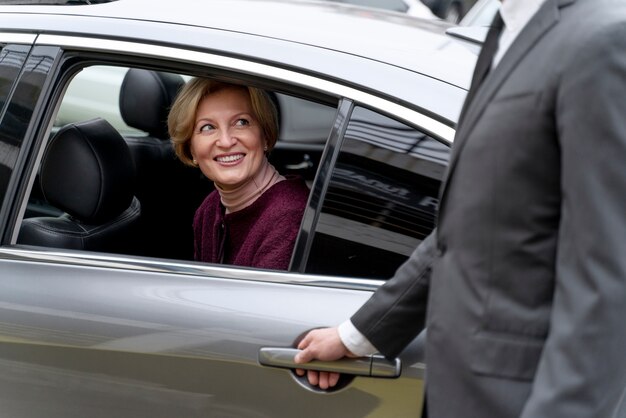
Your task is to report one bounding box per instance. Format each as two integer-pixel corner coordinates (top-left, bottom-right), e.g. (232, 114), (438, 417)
(304, 105), (449, 279)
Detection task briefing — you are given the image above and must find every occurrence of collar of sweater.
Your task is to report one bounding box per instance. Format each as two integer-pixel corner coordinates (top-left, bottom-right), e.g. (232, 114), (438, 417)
(216, 158), (285, 214)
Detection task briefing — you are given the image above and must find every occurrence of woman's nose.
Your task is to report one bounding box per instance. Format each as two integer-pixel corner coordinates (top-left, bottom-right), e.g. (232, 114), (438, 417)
(216, 129), (237, 147)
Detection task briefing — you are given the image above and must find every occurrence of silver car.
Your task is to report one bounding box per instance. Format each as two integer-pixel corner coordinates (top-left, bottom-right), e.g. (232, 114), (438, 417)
(0, 0), (479, 416)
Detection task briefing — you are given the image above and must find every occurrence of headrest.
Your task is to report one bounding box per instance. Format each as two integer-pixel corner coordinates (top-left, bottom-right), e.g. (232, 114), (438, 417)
(119, 69), (185, 139)
(41, 118), (135, 224)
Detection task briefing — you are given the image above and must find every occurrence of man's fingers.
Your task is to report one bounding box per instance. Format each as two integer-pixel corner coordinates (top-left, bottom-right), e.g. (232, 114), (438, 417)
(317, 371), (341, 389)
(297, 366), (342, 389)
(328, 372), (340, 387)
(318, 371), (330, 390)
(307, 369), (320, 386)
(294, 347), (313, 364)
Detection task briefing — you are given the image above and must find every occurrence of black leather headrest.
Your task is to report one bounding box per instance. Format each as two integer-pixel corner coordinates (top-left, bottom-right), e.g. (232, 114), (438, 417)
(119, 69), (185, 139)
(41, 118), (135, 224)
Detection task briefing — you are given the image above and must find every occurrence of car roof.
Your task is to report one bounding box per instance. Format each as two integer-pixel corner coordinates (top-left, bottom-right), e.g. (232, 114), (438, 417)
(0, 0), (477, 90)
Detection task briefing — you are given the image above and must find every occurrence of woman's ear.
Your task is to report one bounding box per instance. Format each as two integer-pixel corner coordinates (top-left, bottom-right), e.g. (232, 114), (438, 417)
(189, 148), (199, 166)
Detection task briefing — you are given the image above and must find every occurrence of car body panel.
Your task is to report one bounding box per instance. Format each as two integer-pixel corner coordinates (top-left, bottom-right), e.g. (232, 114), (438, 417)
(1, 0), (458, 70)
(0, 0), (476, 100)
(0, 247), (425, 417)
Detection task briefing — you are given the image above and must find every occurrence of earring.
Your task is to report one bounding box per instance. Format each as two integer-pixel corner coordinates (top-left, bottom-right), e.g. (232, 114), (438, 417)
(192, 159), (198, 166)
(263, 145), (268, 152)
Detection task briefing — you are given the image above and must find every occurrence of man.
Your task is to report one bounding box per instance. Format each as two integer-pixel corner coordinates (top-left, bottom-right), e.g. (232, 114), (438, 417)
(294, 0), (626, 417)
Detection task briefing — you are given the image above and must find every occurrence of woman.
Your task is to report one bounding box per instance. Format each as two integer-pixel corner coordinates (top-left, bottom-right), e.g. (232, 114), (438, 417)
(168, 78), (309, 270)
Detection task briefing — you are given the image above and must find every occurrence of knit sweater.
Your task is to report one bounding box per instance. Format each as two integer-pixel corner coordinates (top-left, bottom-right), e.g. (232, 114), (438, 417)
(193, 176), (309, 270)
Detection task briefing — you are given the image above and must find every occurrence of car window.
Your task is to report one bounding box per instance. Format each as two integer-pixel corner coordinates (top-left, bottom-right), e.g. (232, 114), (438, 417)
(0, 44), (30, 212)
(20, 63), (336, 264)
(305, 105), (449, 279)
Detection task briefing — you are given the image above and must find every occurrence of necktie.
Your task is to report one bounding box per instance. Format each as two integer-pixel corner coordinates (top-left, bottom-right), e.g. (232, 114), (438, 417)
(458, 11), (504, 125)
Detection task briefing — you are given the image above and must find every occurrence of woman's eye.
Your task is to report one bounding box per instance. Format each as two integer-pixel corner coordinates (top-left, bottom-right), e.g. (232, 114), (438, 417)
(235, 118), (250, 127)
(198, 123), (214, 133)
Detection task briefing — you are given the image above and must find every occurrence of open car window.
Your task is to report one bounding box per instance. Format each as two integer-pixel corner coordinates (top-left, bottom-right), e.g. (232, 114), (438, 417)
(18, 62), (337, 266)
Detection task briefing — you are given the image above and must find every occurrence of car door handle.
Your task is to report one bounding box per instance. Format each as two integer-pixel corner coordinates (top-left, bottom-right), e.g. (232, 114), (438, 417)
(258, 347), (401, 378)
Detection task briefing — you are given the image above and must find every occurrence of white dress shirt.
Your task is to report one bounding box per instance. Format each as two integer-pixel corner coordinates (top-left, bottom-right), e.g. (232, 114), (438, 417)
(339, 0), (548, 357)
(494, 0), (545, 67)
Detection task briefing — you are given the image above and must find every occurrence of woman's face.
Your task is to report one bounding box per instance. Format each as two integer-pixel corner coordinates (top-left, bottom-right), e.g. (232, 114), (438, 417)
(189, 87), (266, 191)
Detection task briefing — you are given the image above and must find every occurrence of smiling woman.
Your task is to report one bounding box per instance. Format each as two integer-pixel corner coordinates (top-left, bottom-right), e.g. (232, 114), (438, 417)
(168, 78), (310, 270)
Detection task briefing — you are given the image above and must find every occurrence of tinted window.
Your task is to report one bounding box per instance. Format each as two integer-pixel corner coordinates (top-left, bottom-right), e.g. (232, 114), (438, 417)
(0, 44), (29, 210)
(306, 106), (449, 279)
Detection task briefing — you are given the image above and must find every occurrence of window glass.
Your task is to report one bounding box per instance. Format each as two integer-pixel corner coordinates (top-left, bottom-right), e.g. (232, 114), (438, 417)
(0, 44), (30, 211)
(306, 106), (449, 279)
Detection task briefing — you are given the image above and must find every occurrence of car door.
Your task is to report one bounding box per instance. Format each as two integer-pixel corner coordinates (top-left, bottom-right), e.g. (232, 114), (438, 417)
(0, 33), (454, 417)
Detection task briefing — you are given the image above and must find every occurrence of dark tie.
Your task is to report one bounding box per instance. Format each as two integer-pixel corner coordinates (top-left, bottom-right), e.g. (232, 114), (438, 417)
(458, 11), (504, 125)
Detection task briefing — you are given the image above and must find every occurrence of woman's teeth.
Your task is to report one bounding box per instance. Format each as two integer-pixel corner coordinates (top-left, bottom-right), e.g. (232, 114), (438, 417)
(216, 154), (243, 163)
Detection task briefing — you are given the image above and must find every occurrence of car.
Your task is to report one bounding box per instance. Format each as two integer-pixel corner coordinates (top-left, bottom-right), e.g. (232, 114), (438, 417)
(421, 0), (479, 22)
(0, 0), (480, 416)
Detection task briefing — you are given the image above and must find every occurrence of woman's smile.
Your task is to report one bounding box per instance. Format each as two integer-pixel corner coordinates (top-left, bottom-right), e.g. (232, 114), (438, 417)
(215, 153), (245, 165)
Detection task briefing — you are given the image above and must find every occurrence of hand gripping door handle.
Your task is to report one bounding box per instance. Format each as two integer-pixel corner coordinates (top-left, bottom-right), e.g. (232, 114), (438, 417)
(258, 347), (401, 378)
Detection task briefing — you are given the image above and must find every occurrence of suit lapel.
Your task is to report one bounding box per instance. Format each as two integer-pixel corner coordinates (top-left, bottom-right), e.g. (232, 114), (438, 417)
(438, 0), (570, 217)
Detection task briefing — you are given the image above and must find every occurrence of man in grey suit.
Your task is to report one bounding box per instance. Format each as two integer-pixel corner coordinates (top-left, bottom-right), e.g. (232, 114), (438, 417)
(295, 0), (626, 417)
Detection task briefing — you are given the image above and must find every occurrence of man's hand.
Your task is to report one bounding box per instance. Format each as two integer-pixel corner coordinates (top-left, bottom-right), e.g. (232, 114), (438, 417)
(294, 327), (356, 389)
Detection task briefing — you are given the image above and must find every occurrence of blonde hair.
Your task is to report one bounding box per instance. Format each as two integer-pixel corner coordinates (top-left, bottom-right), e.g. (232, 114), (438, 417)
(168, 78), (279, 166)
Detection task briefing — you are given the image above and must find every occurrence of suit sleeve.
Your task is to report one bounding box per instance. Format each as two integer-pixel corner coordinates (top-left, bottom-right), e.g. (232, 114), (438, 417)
(521, 21), (626, 418)
(350, 230), (436, 359)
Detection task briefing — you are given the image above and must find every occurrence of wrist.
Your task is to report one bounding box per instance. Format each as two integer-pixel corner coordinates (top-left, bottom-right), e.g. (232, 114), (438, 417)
(338, 320), (378, 357)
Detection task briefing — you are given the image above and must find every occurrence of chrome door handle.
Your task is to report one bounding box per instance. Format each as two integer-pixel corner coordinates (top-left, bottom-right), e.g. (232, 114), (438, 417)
(258, 347), (401, 378)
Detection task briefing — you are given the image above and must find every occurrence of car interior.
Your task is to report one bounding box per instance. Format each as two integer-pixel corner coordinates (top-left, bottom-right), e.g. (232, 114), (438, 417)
(18, 118), (143, 254)
(116, 68), (212, 259)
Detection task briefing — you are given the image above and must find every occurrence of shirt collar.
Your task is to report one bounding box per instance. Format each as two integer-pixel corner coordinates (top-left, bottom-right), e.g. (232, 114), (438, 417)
(499, 0), (546, 33)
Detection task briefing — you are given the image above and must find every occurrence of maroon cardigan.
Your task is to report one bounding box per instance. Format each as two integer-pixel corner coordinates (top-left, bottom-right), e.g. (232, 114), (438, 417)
(193, 176), (309, 270)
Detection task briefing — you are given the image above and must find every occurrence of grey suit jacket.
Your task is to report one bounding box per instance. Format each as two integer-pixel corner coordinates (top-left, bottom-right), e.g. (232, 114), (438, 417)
(351, 0), (626, 417)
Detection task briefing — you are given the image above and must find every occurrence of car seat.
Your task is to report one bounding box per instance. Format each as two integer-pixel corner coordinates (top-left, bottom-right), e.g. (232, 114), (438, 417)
(118, 68), (211, 259)
(18, 118), (141, 254)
